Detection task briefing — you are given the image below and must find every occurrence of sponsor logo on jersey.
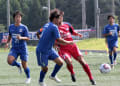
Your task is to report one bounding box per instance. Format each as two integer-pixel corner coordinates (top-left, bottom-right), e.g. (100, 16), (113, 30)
(19, 29), (23, 32)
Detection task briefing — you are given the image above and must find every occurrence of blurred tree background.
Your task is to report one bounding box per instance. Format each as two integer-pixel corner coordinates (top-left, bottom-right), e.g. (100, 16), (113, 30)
(0, 0), (120, 33)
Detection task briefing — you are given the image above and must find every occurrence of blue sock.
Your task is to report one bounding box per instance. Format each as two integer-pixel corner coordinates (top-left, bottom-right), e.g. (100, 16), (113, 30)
(24, 67), (30, 78)
(11, 61), (20, 67)
(51, 64), (62, 77)
(39, 70), (47, 82)
(109, 55), (113, 64)
(113, 52), (117, 61)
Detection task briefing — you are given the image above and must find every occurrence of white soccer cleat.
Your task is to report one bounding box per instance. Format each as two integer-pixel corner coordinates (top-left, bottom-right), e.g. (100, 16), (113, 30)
(39, 82), (47, 86)
(25, 78), (31, 84)
(49, 76), (61, 83)
(113, 60), (117, 65)
(111, 64), (114, 69)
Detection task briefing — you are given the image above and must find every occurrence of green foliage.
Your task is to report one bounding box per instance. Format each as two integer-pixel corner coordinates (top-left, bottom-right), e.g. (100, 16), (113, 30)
(0, 24), (6, 32)
(0, 0), (120, 31)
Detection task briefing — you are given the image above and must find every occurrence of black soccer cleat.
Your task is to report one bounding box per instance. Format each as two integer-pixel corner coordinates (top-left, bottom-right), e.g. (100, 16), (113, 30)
(90, 79), (96, 85)
(71, 74), (76, 82)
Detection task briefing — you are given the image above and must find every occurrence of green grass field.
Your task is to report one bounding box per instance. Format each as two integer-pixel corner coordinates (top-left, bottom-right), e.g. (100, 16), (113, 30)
(0, 38), (120, 86)
(0, 50), (120, 86)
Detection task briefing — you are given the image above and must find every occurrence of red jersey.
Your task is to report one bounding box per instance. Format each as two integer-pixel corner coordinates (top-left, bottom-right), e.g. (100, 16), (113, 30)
(58, 22), (75, 41)
(58, 22), (75, 48)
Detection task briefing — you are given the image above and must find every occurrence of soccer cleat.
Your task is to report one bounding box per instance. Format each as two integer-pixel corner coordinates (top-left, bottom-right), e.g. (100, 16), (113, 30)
(39, 82), (47, 86)
(25, 78), (31, 84)
(90, 79), (96, 85)
(49, 76), (61, 83)
(71, 74), (76, 82)
(113, 61), (117, 65)
(111, 64), (114, 69)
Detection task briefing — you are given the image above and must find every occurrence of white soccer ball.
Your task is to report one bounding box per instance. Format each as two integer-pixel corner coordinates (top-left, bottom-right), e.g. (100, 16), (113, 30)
(99, 63), (111, 73)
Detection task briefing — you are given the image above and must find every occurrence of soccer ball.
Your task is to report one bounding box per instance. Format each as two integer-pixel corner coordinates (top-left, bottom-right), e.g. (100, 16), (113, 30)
(99, 63), (111, 73)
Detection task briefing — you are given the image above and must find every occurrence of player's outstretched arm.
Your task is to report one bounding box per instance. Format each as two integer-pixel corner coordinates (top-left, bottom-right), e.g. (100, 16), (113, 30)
(17, 35), (29, 41)
(103, 32), (112, 37)
(118, 31), (120, 37)
(56, 38), (74, 45)
(36, 32), (40, 39)
(5, 35), (11, 48)
(72, 31), (83, 38)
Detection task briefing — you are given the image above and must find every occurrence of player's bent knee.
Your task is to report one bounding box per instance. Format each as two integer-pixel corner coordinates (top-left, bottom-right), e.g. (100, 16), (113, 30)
(42, 67), (48, 72)
(57, 61), (63, 66)
(59, 61), (63, 66)
(7, 56), (14, 65)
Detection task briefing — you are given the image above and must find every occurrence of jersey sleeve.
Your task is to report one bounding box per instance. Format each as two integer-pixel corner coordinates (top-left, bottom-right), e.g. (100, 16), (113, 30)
(53, 25), (60, 39)
(102, 26), (108, 35)
(24, 26), (29, 37)
(37, 28), (43, 35)
(66, 22), (75, 34)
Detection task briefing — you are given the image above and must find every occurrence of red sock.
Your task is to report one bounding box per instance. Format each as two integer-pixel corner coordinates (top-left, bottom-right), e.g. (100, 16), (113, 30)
(67, 64), (75, 75)
(82, 64), (93, 80)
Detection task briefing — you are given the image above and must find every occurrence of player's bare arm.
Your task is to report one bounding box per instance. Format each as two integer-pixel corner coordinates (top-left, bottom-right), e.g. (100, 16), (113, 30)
(5, 35), (11, 48)
(56, 38), (74, 45)
(36, 32), (40, 39)
(103, 32), (112, 37)
(72, 31), (83, 38)
(17, 35), (29, 41)
(118, 31), (120, 37)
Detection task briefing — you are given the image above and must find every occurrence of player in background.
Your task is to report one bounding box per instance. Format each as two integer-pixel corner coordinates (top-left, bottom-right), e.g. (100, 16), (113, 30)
(5, 11), (31, 84)
(55, 10), (96, 85)
(102, 15), (120, 68)
(36, 9), (73, 86)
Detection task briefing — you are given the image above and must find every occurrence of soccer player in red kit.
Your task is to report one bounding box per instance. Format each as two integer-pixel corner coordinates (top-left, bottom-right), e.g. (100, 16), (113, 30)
(55, 11), (96, 85)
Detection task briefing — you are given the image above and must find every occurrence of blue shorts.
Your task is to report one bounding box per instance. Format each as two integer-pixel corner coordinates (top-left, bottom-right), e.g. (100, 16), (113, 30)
(108, 40), (118, 52)
(36, 48), (59, 67)
(8, 48), (28, 61)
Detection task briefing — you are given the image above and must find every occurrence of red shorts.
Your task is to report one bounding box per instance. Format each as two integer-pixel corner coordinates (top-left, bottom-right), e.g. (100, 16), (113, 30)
(58, 43), (82, 60)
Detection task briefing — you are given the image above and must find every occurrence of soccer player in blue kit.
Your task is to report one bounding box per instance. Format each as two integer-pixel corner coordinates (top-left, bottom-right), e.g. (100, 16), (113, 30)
(36, 9), (73, 86)
(103, 15), (120, 68)
(5, 11), (31, 84)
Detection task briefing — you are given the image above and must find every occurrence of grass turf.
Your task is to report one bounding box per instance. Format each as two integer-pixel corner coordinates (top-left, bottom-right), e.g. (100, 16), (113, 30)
(0, 51), (120, 86)
(0, 38), (120, 86)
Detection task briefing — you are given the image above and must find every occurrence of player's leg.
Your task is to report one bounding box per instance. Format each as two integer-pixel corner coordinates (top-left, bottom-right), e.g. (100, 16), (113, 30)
(49, 49), (63, 83)
(59, 50), (76, 82)
(7, 48), (21, 70)
(113, 47), (117, 65)
(39, 66), (48, 86)
(21, 61), (31, 84)
(59, 50), (75, 75)
(76, 55), (96, 85)
(71, 45), (96, 85)
(65, 57), (76, 82)
(36, 48), (48, 86)
(7, 56), (20, 67)
(20, 51), (31, 84)
(49, 57), (63, 83)
(108, 47), (114, 68)
(113, 40), (118, 65)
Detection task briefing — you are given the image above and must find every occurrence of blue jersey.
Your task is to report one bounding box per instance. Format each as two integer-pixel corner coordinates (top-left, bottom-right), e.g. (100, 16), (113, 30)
(103, 24), (120, 42)
(9, 24), (29, 50)
(37, 22), (60, 52)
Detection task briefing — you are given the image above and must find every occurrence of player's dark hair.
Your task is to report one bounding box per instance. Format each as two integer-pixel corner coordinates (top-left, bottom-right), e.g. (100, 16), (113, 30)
(107, 15), (115, 20)
(49, 8), (60, 22)
(13, 11), (23, 19)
